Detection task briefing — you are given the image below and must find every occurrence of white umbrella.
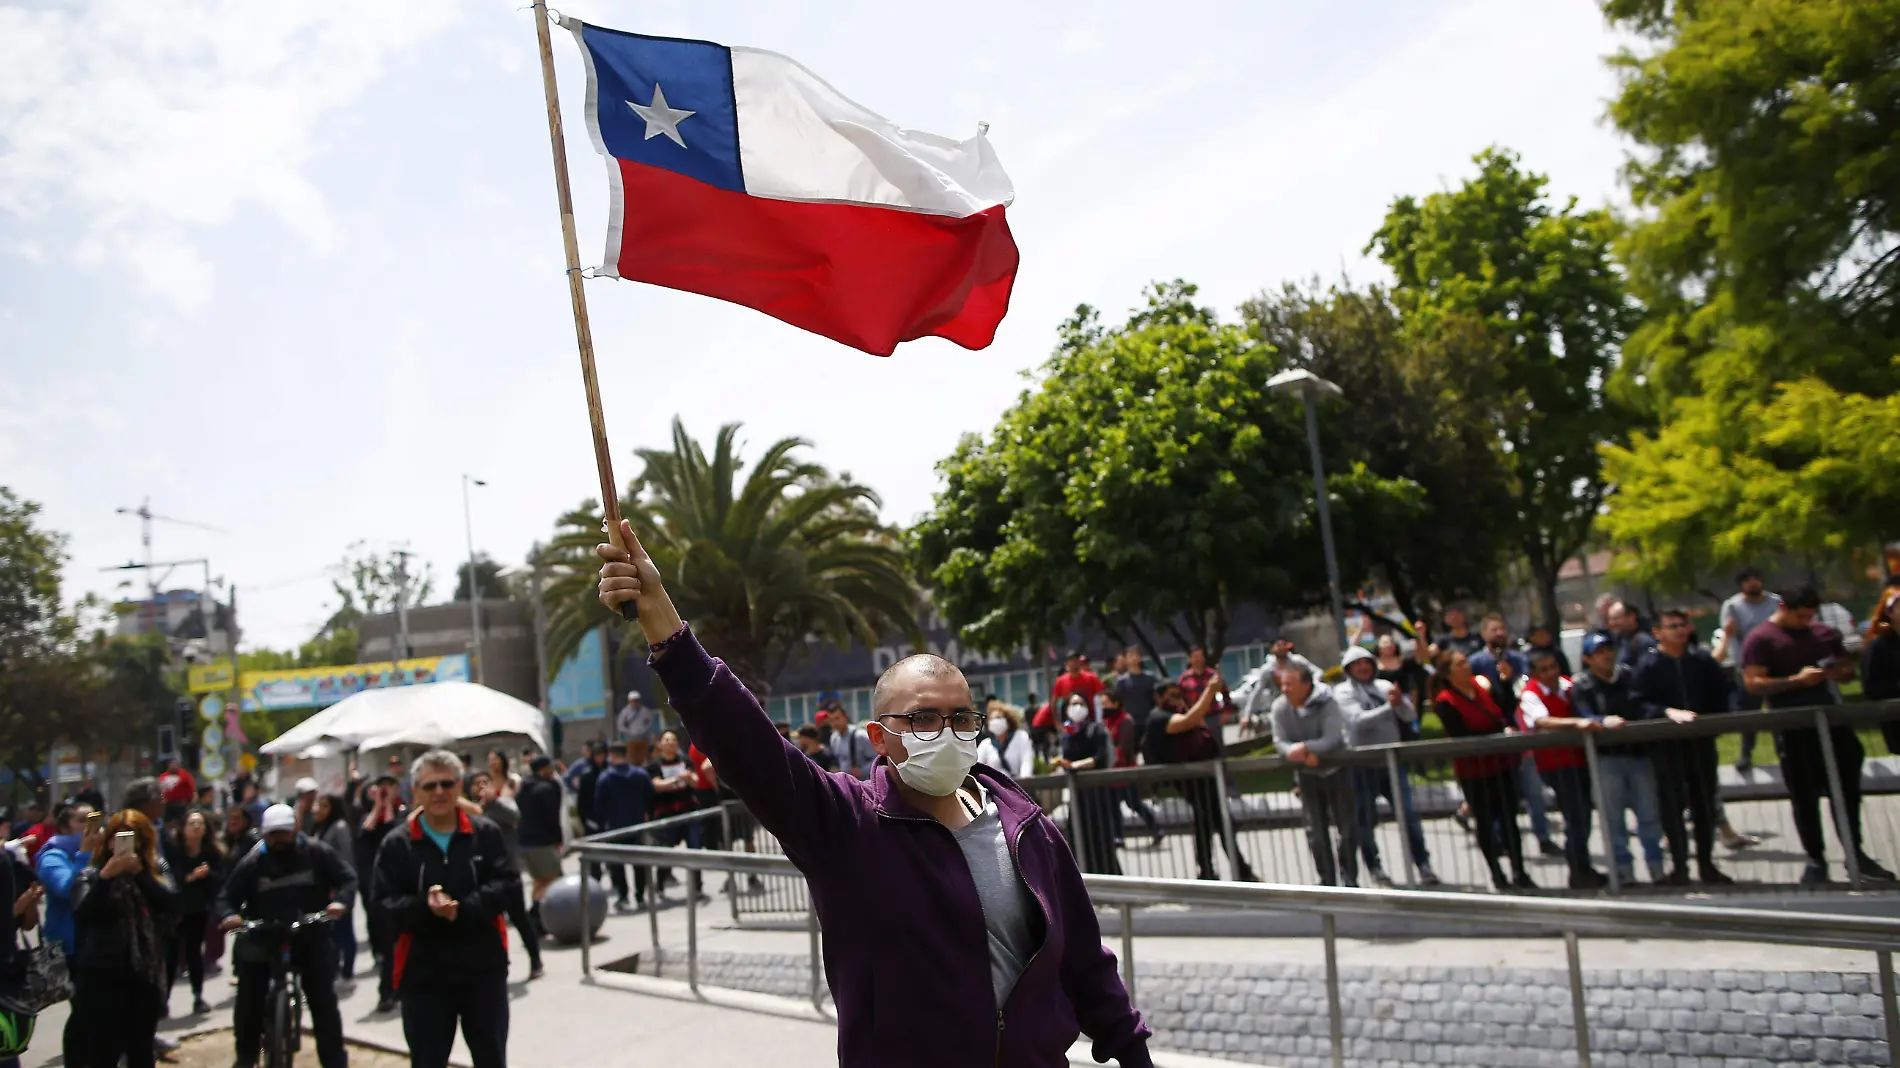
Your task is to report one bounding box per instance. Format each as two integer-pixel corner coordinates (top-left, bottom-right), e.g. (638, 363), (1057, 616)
(260, 682), (548, 755)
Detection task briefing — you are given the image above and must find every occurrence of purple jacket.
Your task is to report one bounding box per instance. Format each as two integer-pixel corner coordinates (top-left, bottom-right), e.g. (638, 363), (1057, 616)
(653, 627), (1152, 1068)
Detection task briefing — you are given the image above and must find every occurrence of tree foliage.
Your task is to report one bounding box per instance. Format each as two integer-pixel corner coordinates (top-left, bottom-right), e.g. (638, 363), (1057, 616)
(913, 282), (1424, 661)
(1369, 148), (1634, 626)
(1241, 281), (1511, 620)
(453, 554), (506, 602)
(541, 419), (920, 690)
(1597, 0), (1900, 585)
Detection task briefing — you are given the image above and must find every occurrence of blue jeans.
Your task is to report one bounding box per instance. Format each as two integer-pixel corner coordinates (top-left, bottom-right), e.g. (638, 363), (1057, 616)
(1351, 766), (1430, 873)
(1517, 754), (1552, 842)
(1598, 752), (1665, 877)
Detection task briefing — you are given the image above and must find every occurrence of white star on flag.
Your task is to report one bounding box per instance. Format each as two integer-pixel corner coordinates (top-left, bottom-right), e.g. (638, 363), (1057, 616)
(627, 83), (695, 148)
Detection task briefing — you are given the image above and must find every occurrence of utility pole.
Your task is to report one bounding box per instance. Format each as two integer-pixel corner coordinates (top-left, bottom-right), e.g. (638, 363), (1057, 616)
(393, 550), (414, 661)
(463, 475), (487, 684)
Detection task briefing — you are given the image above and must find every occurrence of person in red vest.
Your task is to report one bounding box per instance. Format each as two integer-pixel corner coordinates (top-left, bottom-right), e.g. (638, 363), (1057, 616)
(1517, 651), (1609, 889)
(1431, 648), (1536, 891)
(159, 758), (197, 829)
(1049, 651), (1105, 718)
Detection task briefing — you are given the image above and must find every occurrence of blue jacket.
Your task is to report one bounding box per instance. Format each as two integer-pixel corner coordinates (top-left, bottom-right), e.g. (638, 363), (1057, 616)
(592, 762), (655, 831)
(35, 833), (89, 955)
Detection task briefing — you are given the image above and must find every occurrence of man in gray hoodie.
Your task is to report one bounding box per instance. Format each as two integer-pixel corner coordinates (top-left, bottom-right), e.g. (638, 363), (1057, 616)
(1269, 664), (1359, 886)
(1333, 647), (1438, 887)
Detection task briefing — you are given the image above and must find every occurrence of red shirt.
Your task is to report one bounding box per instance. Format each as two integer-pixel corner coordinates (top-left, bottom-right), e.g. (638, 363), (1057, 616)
(1177, 667), (1226, 716)
(160, 768), (197, 805)
(688, 744), (719, 792)
(1049, 670), (1104, 713)
(1517, 677), (1586, 772)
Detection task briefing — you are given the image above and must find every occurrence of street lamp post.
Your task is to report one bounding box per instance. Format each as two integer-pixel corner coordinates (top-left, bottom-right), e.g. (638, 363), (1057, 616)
(463, 475), (488, 685)
(1267, 369), (1350, 658)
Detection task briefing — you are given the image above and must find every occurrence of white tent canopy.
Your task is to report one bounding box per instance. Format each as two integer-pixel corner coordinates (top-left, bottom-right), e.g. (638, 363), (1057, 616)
(259, 682), (549, 757)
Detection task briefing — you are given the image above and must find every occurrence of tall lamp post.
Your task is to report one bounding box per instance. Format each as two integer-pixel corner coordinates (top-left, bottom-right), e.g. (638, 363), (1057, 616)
(463, 474), (488, 685)
(1267, 369), (1350, 658)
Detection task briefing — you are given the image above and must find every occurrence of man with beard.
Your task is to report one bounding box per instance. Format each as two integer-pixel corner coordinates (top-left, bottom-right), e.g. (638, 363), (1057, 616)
(218, 803), (355, 1068)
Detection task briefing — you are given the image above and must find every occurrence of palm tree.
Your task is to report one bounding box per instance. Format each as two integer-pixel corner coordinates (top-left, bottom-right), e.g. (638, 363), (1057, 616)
(538, 418), (920, 692)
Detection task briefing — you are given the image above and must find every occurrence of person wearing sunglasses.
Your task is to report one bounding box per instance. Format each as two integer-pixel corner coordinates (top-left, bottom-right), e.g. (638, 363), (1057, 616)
(216, 803), (354, 1068)
(371, 750), (520, 1068)
(597, 519), (1152, 1068)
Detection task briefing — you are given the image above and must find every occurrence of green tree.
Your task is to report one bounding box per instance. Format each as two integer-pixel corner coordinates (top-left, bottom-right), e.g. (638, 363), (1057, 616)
(1597, 0), (1900, 585)
(540, 418), (920, 691)
(0, 487), (71, 663)
(913, 282), (1423, 662)
(1241, 281), (1511, 620)
(1370, 148), (1634, 627)
(453, 554), (506, 602)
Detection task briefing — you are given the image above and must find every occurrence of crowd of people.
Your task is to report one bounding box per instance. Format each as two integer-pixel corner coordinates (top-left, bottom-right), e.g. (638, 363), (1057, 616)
(876, 573), (1900, 895)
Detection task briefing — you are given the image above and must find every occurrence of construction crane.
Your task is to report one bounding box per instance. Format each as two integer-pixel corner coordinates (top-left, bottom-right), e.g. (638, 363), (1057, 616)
(115, 498), (226, 600)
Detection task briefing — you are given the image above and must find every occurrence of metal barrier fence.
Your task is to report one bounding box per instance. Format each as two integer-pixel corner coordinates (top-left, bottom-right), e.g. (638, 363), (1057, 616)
(565, 837), (1900, 1068)
(581, 700), (1900, 922)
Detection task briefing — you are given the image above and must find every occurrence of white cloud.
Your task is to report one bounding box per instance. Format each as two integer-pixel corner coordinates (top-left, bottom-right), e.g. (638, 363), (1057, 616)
(0, 0), (459, 311)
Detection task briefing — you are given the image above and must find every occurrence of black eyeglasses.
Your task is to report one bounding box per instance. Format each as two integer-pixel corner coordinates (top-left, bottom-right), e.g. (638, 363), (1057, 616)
(416, 779), (458, 793)
(876, 708), (984, 741)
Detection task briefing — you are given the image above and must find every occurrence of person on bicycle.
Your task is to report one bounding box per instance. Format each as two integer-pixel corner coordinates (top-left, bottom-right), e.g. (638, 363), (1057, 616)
(372, 750), (518, 1068)
(216, 803), (355, 1068)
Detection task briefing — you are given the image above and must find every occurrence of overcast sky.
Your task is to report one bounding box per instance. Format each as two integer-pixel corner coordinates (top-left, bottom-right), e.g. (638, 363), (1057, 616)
(1, 0), (1634, 651)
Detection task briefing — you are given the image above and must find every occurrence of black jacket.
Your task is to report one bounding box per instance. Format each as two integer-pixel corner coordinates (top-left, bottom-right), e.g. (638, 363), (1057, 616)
(355, 811), (407, 910)
(372, 811), (517, 989)
(516, 775), (564, 849)
(71, 865), (176, 974)
(1570, 665), (1645, 755)
(1863, 633), (1900, 702)
(1630, 647), (1732, 721)
(215, 835), (357, 963)
(161, 840), (226, 916)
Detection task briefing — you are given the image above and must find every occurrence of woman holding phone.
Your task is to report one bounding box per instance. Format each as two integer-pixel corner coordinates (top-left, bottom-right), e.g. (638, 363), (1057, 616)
(72, 810), (176, 1068)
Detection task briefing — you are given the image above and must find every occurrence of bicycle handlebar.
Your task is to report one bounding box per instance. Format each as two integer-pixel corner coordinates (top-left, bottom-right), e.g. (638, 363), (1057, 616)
(235, 912), (336, 935)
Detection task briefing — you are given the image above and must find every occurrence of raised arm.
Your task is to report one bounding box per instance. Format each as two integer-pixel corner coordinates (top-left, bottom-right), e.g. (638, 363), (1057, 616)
(598, 519), (858, 869)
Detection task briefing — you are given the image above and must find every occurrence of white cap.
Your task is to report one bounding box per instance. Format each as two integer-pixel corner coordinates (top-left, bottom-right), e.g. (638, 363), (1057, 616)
(294, 777), (318, 795)
(260, 804), (298, 834)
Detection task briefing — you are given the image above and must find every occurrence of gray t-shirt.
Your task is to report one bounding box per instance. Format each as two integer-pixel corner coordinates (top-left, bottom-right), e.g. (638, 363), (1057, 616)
(1720, 593), (1782, 665)
(951, 785), (1038, 1008)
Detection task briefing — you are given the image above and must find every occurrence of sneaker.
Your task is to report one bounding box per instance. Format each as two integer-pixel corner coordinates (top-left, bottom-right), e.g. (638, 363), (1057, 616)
(1511, 871), (1538, 891)
(1799, 861), (1831, 885)
(1489, 867), (1511, 891)
(1721, 826), (1761, 850)
(1538, 839), (1565, 858)
(747, 874), (765, 893)
(1659, 868), (1692, 887)
(1568, 868), (1609, 890)
(193, 997), (213, 1015)
(1417, 864), (1442, 888)
(1857, 855), (1898, 882)
(1616, 869), (1637, 886)
(1735, 755), (1753, 774)
(1698, 863), (1734, 886)
(1371, 869), (1394, 889)
(613, 898), (634, 913)
(1150, 832), (1165, 849)
(527, 965), (546, 981)
(375, 997), (399, 1014)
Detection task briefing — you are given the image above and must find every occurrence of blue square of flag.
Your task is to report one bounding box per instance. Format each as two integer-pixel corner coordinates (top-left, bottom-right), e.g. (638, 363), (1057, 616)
(578, 25), (742, 194)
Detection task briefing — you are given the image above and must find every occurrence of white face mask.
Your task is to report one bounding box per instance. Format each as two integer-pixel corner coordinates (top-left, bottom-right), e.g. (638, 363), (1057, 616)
(1066, 705), (1089, 724)
(987, 717), (1009, 737)
(891, 728), (979, 797)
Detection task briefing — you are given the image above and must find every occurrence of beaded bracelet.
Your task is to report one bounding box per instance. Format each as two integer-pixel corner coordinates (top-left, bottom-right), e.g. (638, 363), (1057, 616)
(648, 620), (690, 659)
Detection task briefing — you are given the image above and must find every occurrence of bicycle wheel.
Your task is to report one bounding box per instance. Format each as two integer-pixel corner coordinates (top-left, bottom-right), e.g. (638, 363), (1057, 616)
(268, 983), (294, 1068)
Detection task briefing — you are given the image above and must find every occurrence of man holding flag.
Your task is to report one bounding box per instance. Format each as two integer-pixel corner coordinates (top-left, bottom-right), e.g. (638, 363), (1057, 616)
(596, 519), (1153, 1068)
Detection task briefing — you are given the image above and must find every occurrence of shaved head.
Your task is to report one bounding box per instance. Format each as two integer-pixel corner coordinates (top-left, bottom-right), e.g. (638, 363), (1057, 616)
(873, 654), (966, 719)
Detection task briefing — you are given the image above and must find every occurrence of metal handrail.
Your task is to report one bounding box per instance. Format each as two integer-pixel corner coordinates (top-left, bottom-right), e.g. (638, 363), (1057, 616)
(1020, 696), (1900, 788)
(567, 839), (1900, 1068)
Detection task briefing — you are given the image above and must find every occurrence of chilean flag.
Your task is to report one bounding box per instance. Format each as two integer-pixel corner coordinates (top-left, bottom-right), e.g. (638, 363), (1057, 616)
(562, 20), (1020, 357)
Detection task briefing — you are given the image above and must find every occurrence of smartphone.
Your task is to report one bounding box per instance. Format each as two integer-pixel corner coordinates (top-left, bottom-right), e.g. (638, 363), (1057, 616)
(112, 830), (134, 858)
(84, 811), (105, 836)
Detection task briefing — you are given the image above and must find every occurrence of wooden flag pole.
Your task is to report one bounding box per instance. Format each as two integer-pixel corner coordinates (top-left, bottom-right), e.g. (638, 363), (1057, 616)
(530, 2), (631, 564)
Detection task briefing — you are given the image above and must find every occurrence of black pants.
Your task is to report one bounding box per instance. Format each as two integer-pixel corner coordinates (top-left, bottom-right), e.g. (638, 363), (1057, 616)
(501, 880), (543, 968)
(1541, 764), (1595, 879)
(1778, 726), (1865, 864)
(234, 936), (346, 1068)
(170, 909), (208, 1000)
(1652, 739), (1719, 870)
(1460, 770), (1525, 880)
(366, 909), (397, 1002)
(402, 973), (510, 1068)
(76, 967), (161, 1068)
(1178, 776), (1256, 881)
(1295, 771), (1358, 887)
(1068, 786), (1122, 875)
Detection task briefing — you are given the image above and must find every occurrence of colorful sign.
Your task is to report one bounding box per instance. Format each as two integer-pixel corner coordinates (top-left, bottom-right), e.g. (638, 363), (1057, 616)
(201, 752), (226, 779)
(188, 661), (235, 694)
(548, 627), (607, 722)
(202, 723), (224, 750)
(238, 654), (471, 712)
